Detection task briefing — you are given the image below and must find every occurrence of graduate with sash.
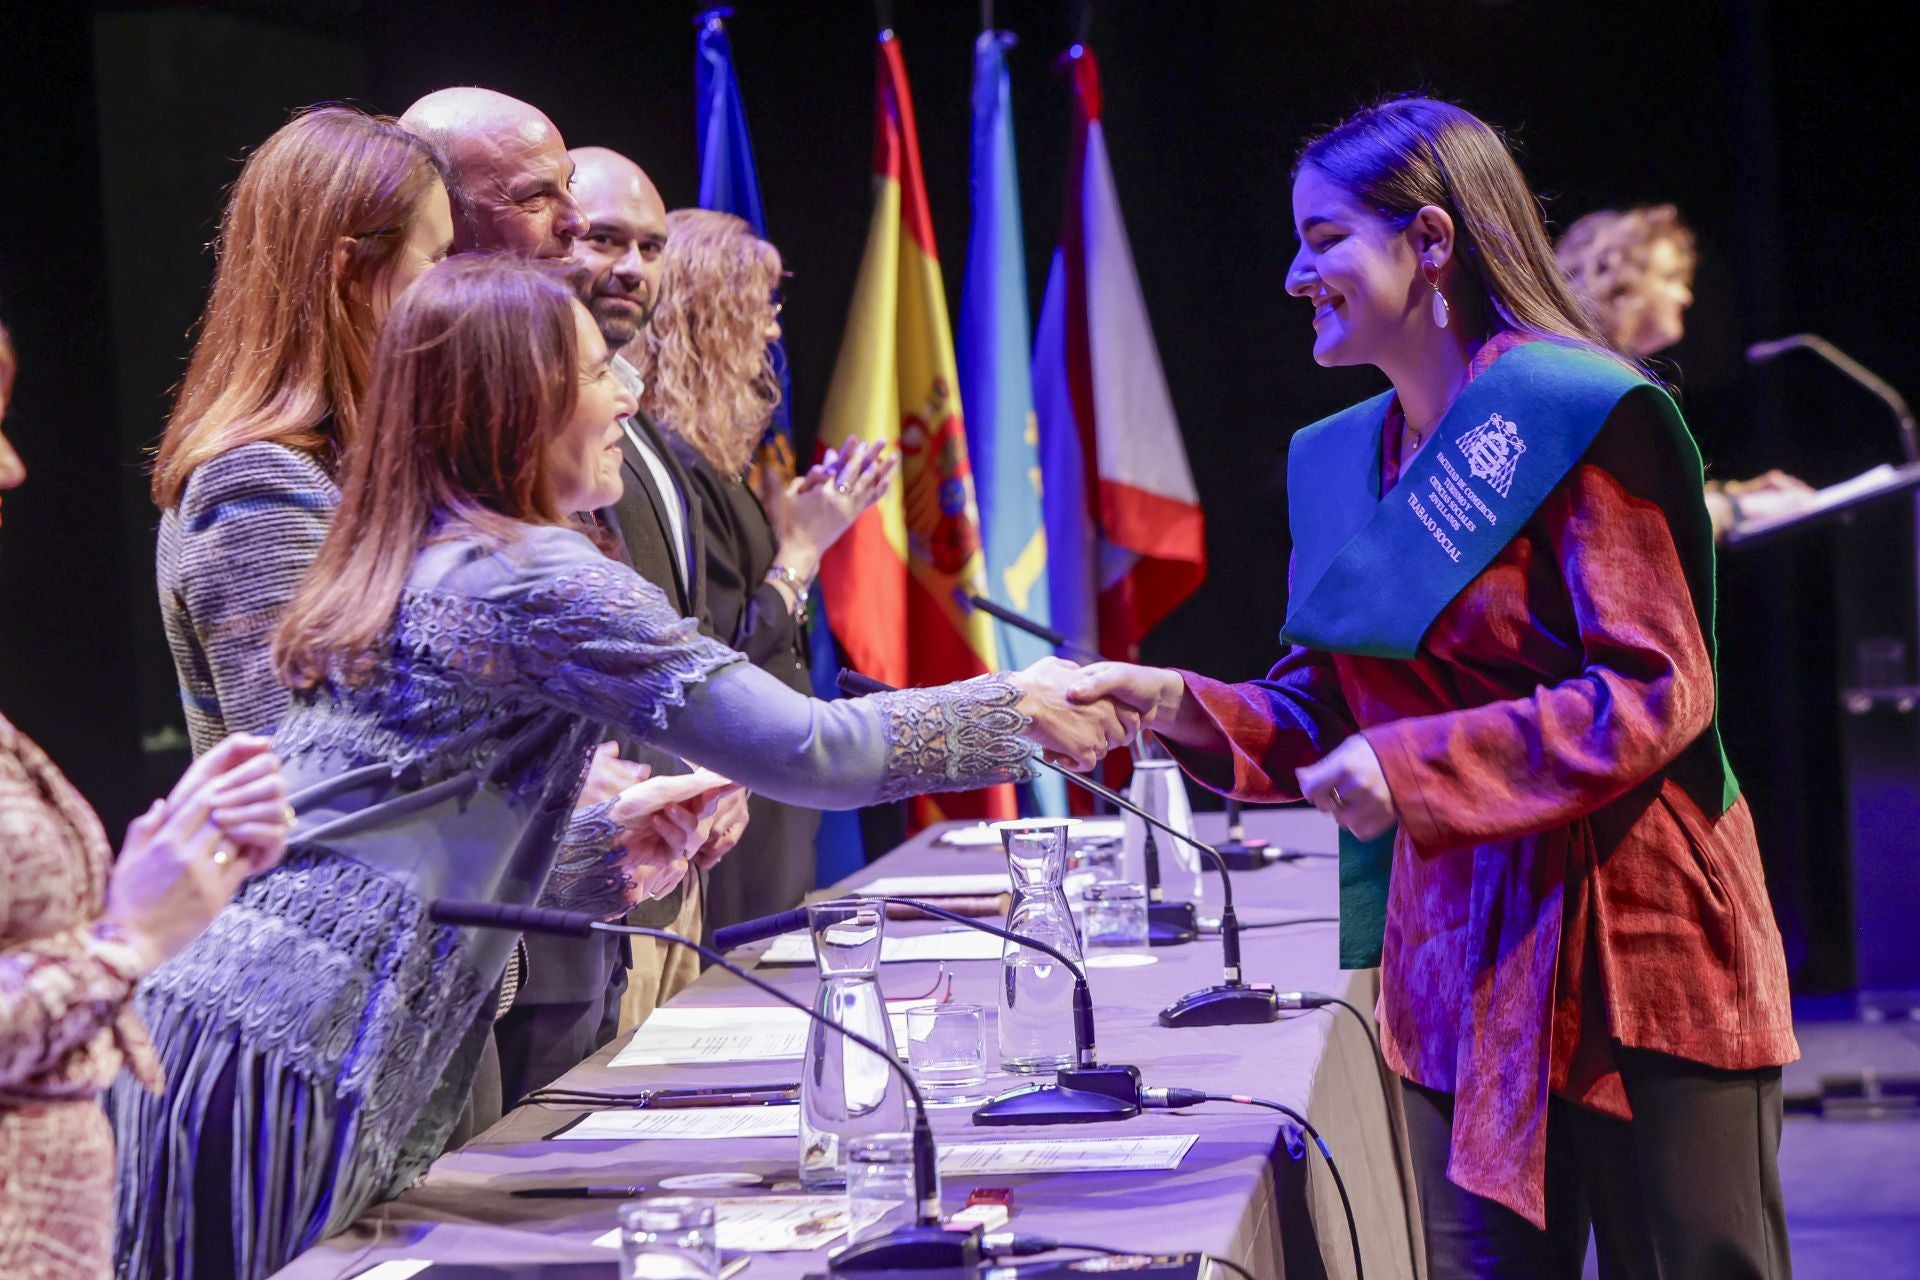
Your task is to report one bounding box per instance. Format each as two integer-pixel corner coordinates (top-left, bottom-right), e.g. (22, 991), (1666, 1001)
(1069, 99), (1797, 1280)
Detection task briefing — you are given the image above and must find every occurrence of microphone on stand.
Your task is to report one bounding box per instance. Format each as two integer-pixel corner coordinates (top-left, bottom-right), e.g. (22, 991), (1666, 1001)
(963, 594), (1102, 664)
(1214, 797), (1276, 871)
(428, 900), (977, 1274)
(1747, 333), (1920, 464)
(717, 895), (1142, 1125)
(834, 669), (1284, 1028)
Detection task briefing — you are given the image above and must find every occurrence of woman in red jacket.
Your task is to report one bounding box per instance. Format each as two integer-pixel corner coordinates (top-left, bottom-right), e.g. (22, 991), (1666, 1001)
(1070, 99), (1795, 1279)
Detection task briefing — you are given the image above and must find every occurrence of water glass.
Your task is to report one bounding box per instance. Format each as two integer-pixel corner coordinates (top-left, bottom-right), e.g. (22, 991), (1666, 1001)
(1081, 879), (1150, 952)
(844, 1132), (926, 1245)
(617, 1198), (718, 1280)
(904, 1001), (989, 1102)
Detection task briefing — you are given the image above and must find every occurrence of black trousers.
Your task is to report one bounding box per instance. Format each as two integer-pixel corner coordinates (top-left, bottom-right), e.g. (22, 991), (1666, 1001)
(1404, 1047), (1791, 1280)
(494, 963), (628, 1108)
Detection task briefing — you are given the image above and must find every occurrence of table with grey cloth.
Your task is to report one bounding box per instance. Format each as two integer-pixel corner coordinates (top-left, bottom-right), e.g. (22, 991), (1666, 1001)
(269, 808), (1421, 1280)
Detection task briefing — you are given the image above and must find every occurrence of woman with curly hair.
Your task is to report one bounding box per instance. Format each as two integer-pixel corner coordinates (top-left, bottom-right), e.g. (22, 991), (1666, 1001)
(632, 208), (896, 930)
(1557, 204), (1813, 539)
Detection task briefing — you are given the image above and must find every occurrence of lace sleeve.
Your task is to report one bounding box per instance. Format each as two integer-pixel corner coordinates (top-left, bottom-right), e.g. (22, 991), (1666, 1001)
(534, 800), (632, 919)
(416, 541), (746, 736)
(652, 664), (1035, 811)
(418, 531), (1033, 809)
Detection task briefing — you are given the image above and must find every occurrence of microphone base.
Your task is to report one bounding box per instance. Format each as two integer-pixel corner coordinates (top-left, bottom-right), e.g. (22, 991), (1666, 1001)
(829, 1223), (983, 1273)
(1158, 983), (1281, 1028)
(1148, 900), (1199, 947)
(972, 1065), (1143, 1125)
(1214, 837), (1274, 871)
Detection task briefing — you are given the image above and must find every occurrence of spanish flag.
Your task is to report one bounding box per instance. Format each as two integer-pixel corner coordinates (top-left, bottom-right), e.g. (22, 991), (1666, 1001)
(817, 30), (1014, 826)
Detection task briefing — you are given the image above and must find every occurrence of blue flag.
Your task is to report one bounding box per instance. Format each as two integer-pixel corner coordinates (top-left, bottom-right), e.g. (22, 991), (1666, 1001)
(694, 6), (864, 881)
(957, 30), (1064, 817)
(695, 6), (793, 467)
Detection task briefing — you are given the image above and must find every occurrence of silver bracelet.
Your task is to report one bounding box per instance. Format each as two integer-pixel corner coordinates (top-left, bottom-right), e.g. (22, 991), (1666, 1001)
(764, 563), (812, 619)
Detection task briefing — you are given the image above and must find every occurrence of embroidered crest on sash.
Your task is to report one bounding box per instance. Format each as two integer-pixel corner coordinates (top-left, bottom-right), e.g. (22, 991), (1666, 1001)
(1458, 412), (1526, 498)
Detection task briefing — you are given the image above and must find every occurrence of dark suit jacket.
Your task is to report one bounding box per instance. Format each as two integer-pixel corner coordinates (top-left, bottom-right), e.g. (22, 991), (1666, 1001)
(515, 401), (711, 1006)
(666, 436), (820, 938)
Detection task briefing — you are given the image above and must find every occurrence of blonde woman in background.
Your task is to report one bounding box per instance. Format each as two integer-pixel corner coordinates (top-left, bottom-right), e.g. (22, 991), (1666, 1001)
(1558, 204), (1815, 540)
(632, 208), (895, 931)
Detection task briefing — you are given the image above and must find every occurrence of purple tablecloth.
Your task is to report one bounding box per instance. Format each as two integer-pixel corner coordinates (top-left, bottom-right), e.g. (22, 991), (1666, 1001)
(271, 808), (1420, 1280)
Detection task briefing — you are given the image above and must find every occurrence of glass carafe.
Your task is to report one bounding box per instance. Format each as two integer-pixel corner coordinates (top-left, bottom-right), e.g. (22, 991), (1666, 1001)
(1122, 759), (1209, 925)
(995, 819), (1084, 1074)
(799, 902), (907, 1190)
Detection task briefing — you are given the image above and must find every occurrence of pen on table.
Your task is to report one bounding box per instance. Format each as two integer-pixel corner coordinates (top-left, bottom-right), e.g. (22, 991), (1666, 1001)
(507, 1184), (646, 1199)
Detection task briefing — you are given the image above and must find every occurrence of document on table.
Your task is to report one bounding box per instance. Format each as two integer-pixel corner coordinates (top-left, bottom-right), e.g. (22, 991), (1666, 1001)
(558, 1104), (800, 1141)
(609, 1006), (808, 1067)
(938, 1134), (1199, 1175)
(593, 1196), (849, 1253)
(859, 872), (1012, 897)
(935, 817), (1124, 848)
(758, 929), (1004, 966)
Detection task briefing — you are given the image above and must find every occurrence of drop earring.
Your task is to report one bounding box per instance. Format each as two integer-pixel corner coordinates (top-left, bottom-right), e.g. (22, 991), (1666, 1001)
(1424, 260), (1451, 329)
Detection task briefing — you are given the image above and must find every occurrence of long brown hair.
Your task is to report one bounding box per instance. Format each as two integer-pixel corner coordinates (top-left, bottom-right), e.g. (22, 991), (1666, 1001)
(634, 209), (783, 477)
(1297, 98), (1622, 361)
(271, 255), (585, 689)
(151, 105), (445, 508)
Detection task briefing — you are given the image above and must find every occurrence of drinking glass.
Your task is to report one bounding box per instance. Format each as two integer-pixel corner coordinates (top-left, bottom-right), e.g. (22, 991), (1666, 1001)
(844, 1132), (926, 1245)
(616, 1198), (719, 1280)
(1081, 879), (1150, 954)
(904, 1001), (989, 1102)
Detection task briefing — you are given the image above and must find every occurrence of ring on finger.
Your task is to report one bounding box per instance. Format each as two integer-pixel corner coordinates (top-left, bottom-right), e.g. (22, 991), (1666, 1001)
(835, 482), (853, 495)
(283, 803), (297, 828)
(211, 843), (237, 868)
(1328, 786), (1345, 809)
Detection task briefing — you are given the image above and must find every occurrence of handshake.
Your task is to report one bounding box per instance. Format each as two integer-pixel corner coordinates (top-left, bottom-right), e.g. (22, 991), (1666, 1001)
(1001, 655), (1399, 840)
(1001, 655), (1192, 772)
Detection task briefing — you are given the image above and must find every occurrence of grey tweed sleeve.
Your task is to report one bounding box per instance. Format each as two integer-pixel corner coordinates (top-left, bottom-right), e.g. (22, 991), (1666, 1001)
(159, 443), (338, 755)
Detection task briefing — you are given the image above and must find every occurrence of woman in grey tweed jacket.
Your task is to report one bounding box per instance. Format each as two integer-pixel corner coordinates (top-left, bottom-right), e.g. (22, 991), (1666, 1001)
(151, 107), (453, 753)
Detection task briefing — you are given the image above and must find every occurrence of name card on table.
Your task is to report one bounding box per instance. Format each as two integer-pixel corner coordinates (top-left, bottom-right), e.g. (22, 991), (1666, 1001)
(609, 1006), (809, 1068)
(557, 1104), (801, 1141)
(758, 929), (1003, 967)
(939, 1134), (1199, 1175)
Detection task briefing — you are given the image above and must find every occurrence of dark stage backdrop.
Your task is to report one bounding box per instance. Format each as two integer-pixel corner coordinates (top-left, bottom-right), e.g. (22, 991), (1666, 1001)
(1, 0), (1910, 991)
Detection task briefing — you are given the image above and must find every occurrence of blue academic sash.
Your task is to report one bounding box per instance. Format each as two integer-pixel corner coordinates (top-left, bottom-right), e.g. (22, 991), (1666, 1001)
(1280, 341), (1738, 967)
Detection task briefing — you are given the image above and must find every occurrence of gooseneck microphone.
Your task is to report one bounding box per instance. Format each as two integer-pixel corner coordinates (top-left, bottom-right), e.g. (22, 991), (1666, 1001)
(718, 894), (1142, 1125)
(428, 900), (978, 1274)
(834, 669), (1284, 1028)
(963, 594), (1102, 664)
(1748, 333), (1920, 464)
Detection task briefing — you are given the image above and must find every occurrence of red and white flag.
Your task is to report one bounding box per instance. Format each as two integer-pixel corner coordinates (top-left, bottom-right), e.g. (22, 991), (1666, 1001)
(1034, 44), (1205, 661)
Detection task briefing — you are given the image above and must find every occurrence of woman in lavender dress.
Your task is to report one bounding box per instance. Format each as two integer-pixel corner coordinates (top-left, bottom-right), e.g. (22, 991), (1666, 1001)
(112, 257), (1131, 1279)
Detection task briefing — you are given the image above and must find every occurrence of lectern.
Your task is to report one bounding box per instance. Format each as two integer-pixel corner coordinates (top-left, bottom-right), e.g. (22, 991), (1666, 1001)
(1729, 462), (1920, 1017)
